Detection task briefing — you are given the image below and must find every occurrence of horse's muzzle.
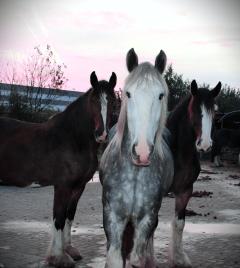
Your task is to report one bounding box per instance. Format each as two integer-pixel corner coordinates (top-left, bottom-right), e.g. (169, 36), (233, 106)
(131, 143), (153, 166)
(196, 138), (212, 152)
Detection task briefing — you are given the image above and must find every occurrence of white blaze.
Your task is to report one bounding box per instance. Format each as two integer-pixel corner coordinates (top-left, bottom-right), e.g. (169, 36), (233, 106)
(196, 105), (213, 151)
(100, 93), (108, 138)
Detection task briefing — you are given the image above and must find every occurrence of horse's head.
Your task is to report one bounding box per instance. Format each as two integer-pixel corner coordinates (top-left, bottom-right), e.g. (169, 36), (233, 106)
(89, 71), (117, 143)
(123, 48), (168, 166)
(188, 80), (221, 152)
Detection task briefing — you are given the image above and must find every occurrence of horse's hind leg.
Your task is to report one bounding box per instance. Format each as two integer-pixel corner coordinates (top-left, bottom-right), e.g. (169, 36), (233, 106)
(169, 187), (192, 268)
(64, 185), (86, 260)
(47, 186), (75, 268)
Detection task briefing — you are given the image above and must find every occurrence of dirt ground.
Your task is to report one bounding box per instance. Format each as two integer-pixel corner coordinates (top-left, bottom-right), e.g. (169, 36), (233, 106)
(0, 161), (240, 268)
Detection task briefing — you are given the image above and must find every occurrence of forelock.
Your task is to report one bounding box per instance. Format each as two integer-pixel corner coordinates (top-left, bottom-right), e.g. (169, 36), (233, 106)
(124, 62), (168, 96)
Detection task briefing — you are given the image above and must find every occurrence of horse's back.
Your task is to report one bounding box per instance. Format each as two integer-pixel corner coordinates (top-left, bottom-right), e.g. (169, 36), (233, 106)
(0, 117), (40, 138)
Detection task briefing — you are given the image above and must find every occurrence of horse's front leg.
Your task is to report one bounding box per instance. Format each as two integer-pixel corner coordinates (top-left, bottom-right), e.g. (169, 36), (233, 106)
(63, 185), (86, 260)
(129, 214), (158, 268)
(169, 187), (193, 268)
(103, 207), (127, 268)
(47, 186), (75, 268)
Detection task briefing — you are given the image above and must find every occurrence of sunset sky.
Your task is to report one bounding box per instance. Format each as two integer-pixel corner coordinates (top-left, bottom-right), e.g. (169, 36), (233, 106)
(0, 0), (239, 91)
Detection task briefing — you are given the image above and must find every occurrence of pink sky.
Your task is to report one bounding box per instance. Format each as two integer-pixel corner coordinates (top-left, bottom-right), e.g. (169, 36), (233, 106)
(0, 0), (240, 91)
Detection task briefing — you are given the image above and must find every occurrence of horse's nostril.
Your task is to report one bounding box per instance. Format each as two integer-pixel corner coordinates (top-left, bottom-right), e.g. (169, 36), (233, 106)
(149, 144), (154, 155)
(197, 139), (202, 146)
(207, 145), (212, 152)
(132, 144), (138, 158)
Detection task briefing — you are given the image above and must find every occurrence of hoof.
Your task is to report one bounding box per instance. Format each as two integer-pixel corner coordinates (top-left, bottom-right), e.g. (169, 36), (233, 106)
(47, 253), (75, 268)
(65, 245), (82, 261)
(145, 257), (157, 268)
(215, 164), (224, 168)
(125, 260), (132, 268)
(170, 261), (192, 268)
(129, 256), (145, 268)
(169, 251), (192, 268)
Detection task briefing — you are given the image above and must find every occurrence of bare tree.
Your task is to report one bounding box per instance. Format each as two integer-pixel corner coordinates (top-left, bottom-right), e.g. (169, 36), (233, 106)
(0, 45), (68, 116)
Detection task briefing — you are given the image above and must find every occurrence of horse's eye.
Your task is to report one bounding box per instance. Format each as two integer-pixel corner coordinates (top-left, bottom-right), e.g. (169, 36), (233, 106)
(126, 91), (131, 98)
(159, 93), (164, 100)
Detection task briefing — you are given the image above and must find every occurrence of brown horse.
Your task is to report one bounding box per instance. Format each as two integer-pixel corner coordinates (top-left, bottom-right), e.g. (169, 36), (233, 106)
(167, 80), (221, 267)
(0, 71), (117, 268)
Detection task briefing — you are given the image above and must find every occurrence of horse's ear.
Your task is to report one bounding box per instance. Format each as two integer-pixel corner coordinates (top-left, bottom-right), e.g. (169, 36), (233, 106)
(90, 71), (99, 89)
(211, 82), (221, 97)
(126, 48), (138, 72)
(109, 72), (117, 89)
(190, 80), (198, 96)
(155, 50), (167, 74)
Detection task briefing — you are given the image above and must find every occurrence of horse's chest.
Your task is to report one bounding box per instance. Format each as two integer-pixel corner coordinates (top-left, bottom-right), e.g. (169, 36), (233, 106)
(75, 149), (98, 178)
(118, 168), (162, 210)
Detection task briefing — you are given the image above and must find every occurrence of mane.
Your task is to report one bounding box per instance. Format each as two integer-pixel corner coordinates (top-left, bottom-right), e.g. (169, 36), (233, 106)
(168, 94), (192, 126)
(101, 62), (168, 165)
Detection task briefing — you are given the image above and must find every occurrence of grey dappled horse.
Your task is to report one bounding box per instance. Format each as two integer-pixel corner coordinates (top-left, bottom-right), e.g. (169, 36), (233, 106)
(100, 49), (174, 268)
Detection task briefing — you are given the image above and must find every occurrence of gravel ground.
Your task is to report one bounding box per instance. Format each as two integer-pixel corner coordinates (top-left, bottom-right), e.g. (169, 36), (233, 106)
(0, 161), (240, 268)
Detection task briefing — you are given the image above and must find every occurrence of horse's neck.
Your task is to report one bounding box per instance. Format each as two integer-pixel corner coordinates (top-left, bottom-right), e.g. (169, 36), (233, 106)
(168, 98), (196, 149)
(52, 94), (96, 145)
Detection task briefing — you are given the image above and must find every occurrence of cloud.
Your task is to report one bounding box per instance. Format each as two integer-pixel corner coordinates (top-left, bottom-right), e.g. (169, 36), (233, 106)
(0, 0), (239, 90)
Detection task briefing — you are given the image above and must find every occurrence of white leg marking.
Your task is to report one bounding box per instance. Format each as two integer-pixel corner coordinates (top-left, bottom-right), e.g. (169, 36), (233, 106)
(130, 215), (152, 267)
(214, 155), (220, 167)
(169, 217), (191, 267)
(47, 221), (75, 267)
(106, 247), (123, 268)
(214, 155), (223, 167)
(63, 219), (72, 246)
(49, 220), (64, 256)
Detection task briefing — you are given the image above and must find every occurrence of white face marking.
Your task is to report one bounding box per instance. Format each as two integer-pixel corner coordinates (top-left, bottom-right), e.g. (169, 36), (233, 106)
(196, 105), (213, 152)
(50, 220), (63, 256)
(100, 93), (108, 137)
(126, 80), (165, 162)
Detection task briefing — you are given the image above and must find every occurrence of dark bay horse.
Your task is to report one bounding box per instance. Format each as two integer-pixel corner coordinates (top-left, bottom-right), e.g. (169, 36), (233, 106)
(0, 71), (117, 268)
(167, 80), (221, 267)
(211, 128), (240, 166)
(100, 49), (174, 268)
